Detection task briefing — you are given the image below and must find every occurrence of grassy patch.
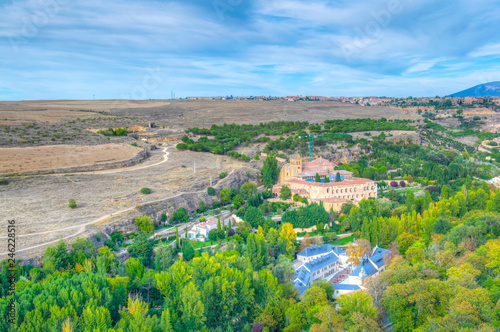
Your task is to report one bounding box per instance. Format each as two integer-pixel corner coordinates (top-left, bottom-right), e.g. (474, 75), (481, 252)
(192, 240), (221, 249)
(327, 235), (354, 246)
(155, 225), (173, 231)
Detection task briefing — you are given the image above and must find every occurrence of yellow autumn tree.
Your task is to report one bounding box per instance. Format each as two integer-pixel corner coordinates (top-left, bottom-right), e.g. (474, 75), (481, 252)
(279, 222), (297, 257)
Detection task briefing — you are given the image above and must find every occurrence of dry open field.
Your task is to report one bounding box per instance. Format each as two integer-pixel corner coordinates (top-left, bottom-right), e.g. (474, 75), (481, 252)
(0, 143), (143, 174)
(0, 99), (420, 127)
(109, 99), (421, 127)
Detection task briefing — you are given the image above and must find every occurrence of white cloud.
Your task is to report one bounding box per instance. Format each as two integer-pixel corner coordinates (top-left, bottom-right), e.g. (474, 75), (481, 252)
(468, 43), (500, 58)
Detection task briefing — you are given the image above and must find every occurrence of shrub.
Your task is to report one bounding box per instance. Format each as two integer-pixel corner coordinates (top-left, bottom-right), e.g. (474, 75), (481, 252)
(219, 171), (228, 179)
(161, 213), (167, 222)
(140, 187), (151, 195)
(104, 238), (116, 249)
(131, 142), (138, 147)
(207, 187), (216, 196)
(399, 181), (406, 187)
(95, 233), (102, 242)
(68, 199), (77, 209)
(390, 181), (399, 187)
(0, 180), (8, 185)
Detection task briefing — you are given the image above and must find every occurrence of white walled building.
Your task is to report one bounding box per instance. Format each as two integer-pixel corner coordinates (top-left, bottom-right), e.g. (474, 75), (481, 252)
(294, 244), (391, 298)
(188, 214), (231, 241)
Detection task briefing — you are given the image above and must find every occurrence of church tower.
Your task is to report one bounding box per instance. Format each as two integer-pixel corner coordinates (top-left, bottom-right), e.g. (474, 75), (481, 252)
(290, 154), (302, 178)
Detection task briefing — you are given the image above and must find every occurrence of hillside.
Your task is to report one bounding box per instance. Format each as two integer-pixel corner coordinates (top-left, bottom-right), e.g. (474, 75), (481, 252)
(448, 81), (500, 97)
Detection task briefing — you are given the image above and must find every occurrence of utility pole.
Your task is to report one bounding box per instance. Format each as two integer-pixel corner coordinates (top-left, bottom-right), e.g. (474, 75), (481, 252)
(210, 175), (212, 187)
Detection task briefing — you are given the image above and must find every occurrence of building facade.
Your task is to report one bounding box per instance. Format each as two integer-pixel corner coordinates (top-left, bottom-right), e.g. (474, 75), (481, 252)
(188, 213), (231, 241)
(274, 156), (377, 212)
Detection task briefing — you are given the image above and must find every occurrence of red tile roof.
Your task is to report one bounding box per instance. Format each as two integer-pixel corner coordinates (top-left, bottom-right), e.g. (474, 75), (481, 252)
(285, 178), (374, 187)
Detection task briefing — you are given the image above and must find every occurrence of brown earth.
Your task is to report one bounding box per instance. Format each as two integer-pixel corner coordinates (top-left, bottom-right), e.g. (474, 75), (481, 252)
(0, 143), (143, 174)
(0, 99), (420, 126)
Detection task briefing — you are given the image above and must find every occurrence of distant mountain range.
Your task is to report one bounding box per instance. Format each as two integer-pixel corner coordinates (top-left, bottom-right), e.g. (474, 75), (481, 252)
(448, 81), (500, 97)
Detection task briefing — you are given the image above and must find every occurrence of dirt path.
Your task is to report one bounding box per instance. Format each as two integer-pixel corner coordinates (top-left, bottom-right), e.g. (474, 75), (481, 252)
(0, 167), (241, 256)
(63, 146), (171, 175)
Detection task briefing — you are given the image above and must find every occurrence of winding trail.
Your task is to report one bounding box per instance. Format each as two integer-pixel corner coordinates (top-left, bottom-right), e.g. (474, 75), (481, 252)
(71, 146), (171, 175)
(0, 165), (243, 256)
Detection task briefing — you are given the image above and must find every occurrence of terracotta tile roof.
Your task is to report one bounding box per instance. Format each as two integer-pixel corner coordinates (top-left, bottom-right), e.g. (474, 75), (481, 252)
(285, 177), (373, 187)
(301, 166), (330, 174)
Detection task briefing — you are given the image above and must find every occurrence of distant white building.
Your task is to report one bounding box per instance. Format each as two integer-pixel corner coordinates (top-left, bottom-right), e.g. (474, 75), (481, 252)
(342, 246), (390, 286)
(293, 244), (391, 299)
(488, 176), (500, 187)
(188, 213), (231, 241)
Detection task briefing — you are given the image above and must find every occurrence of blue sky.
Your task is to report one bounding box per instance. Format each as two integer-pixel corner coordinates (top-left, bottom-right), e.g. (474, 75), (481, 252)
(1, 0), (499, 100)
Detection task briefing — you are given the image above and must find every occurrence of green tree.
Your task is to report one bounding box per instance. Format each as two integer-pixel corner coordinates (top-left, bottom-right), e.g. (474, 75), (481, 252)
(155, 244), (175, 271)
(246, 233), (268, 271)
(233, 194), (244, 208)
(280, 186), (292, 200)
(313, 279), (335, 300)
(405, 190), (415, 212)
(337, 290), (377, 322)
(273, 255), (295, 283)
(220, 188), (232, 205)
(244, 206), (265, 228)
(197, 201), (208, 213)
(70, 237), (95, 260)
(172, 207), (189, 223)
(285, 303), (306, 332)
(134, 216), (155, 234)
(208, 229), (219, 242)
(241, 182), (258, 198)
(52, 239), (70, 270)
(335, 172), (341, 182)
(382, 279), (450, 331)
(126, 257), (145, 280)
(128, 232), (153, 266)
(175, 226), (180, 249)
(315, 173), (321, 182)
(324, 176), (330, 183)
(160, 309), (174, 332)
(179, 282), (206, 331)
(262, 155), (279, 188)
(433, 217), (451, 235)
(181, 239), (195, 261)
